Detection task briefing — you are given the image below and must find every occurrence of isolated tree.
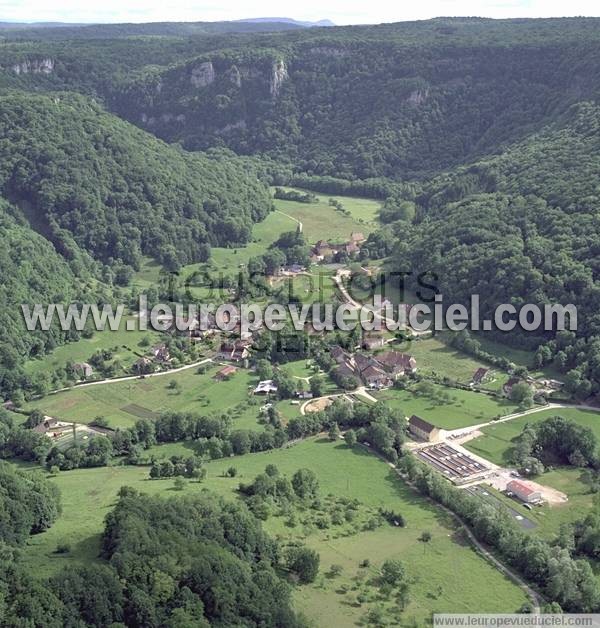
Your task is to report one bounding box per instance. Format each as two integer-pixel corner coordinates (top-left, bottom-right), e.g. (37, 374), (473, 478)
(328, 423), (340, 441)
(291, 468), (319, 500)
(344, 429), (357, 447)
(285, 546), (320, 584)
(381, 559), (406, 586)
(173, 477), (185, 491)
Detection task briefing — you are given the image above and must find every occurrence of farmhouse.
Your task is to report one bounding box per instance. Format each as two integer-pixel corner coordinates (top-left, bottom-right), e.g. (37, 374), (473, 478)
(73, 362), (93, 379)
(408, 415), (441, 442)
(472, 367), (490, 385)
(350, 232), (366, 244)
(506, 480), (543, 504)
(254, 380), (278, 395)
(152, 344), (171, 362)
(376, 351), (417, 377)
(214, 365), (237, 380)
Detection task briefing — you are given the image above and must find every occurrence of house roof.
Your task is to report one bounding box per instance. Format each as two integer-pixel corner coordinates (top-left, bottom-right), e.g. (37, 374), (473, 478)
(217, 365), (237, 376)
(377, 351), (416, 371)
(335, 361), (357, 379)
(331, 345), (351, 363)
(361, 365), (387, 380)
(409, 415), (436, 434)
(351, 232), (365, 242)
(507, 480), (539, 497)
(503, 377), (521, 391)
(473, 367), (489, 383)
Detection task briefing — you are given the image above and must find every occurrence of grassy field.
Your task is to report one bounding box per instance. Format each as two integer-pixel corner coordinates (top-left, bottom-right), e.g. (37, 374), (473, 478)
(23, 316), (161, 377)
(377, 384), (518, 430)
(273, 188), (380, 244)
(398, 336), (508, 387)
(26, 365), (265, 430)
(464, 406), (600, 466)
(21, 439), (527, 624)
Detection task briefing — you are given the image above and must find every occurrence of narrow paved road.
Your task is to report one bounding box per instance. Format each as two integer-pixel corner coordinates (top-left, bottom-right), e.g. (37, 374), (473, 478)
(446, 401), (600, 440)
(45, 358), (214, 395)
(332, 270), (431, 337)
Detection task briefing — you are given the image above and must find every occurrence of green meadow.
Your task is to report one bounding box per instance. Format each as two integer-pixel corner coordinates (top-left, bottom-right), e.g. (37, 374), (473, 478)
(464, 406), (600, 466)
(376, 384), (518, 430)
(23, 315), (161, 378)
(20, 439), (527, 625)
(273, 188), (380, 244)
(26, 364), (265, 430)
(398, 335), (508, 387)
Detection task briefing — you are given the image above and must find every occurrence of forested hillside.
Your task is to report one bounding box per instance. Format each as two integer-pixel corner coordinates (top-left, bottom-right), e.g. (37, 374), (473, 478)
(0, 91), (271, 269)
(2, 18), (599, 178)
(0, 199), (95, 362)
(396, 102), (600, 396)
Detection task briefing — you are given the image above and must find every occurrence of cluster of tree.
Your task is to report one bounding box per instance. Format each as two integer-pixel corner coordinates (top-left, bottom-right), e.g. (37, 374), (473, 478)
(0, 481), (307, 626)
(0, 461), (61, 544)
(238, 464), (319, 517)
(273, 188), (316, 203)
(399, 453), (600, 612)
(149, 455), (206, 480)
(100, 489), (307, 626)
(512, 415), (598, 475)
(287, 398), (407, 463)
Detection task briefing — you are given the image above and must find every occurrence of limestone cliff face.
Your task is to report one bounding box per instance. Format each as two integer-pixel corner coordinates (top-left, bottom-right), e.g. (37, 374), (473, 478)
(407, 89), (429, 106)
(269, 59), (288, 98)
(190, 61), (215, 88)
(12, 58), (54, 75)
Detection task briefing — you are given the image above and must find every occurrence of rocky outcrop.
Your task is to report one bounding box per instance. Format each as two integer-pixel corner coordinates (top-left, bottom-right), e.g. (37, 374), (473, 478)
(190, 61), (215, 88)
(270, 59), (288, 99)
(227, 65), (242, 88)
(12, 58), (54, 75)
(407, 89), (429, 106)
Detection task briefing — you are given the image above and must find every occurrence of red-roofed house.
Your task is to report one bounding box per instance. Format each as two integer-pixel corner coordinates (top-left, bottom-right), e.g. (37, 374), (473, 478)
(506, 480), (542, 504)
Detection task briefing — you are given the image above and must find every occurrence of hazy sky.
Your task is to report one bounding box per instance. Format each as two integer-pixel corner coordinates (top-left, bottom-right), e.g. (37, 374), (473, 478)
(1, 0), (599, 25)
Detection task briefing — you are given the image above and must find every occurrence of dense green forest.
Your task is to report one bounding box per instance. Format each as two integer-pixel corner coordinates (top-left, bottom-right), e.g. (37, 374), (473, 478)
(0, 463), (302, 626)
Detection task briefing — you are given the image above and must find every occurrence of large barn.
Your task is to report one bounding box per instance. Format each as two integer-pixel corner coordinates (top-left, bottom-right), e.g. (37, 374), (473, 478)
(408, 415), (441, 442)
(507, 480), (543, 504)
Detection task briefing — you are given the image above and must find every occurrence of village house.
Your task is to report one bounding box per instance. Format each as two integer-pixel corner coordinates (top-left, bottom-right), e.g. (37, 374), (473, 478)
(254, 380), (278, 395)
(376, 351), (417, 378)
(362, 333), (386, 350)
(331, 345), (353, 365)
(408, 415), (441, 442)
(134, 357), (154, 374)
(73, 362), (93, 379)
(217, 339), (251, 362)
(472, 367), (490, 385)
(350, 232), (366, 244)
(32, 417), (62, 434)
(361, 364), (390, 389)
(214, 365), (237, 380)
(152, 343), (171, 362)
(506, 480), (543, 504)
